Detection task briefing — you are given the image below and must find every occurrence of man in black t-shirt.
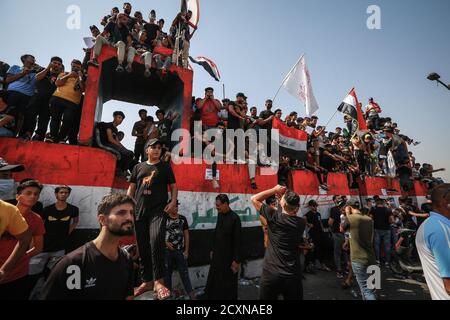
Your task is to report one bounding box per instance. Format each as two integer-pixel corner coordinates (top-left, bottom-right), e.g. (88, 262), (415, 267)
(41, 194), (135, 300)
(88, 13), (136, 73)
(328, 195), (345, 278)
(20, 57), (63, 141)
(127, 138), (178, 299)
(143, 20), (160, 49)
(227, 100), (244, 130)
(132, 109), (148, 162)
(29, 185), (79, 299)
(155, 109), (173, 151)
(369, 198), (393, 266)
(251, 185), (305, 300)
(305, 200), (330, 271)
(164, 202), (195, 299)
(99, 111), (136, 175)
(259, 99), (274, 130)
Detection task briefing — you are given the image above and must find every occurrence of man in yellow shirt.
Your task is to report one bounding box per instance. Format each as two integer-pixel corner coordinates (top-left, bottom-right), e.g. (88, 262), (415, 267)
(0, 200), (32, 284)
(46, 59), (85, 143)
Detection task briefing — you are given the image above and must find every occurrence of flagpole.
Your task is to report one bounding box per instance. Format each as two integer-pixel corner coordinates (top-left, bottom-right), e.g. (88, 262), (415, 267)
(222, 83), (226, 100)
(330, 87), (355, 129)
(324, 109), (339, 128)
(272, 53), (305, 104)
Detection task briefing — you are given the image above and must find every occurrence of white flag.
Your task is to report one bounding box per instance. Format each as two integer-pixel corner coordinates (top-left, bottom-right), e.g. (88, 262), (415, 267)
(282, 55), (319, 116)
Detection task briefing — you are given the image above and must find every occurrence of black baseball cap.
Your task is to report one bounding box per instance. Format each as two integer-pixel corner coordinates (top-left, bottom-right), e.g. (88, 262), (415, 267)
(145, 139), (162, 149)
(236, 92), (247, 99)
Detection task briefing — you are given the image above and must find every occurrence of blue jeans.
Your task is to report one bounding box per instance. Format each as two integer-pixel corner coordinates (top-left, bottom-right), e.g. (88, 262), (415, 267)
(164, 249), (193, 294)
(155, 55), (172, 70)
(0, 127), (14, 137)
(332, 233), (344, 272)
(374, 229), (392, 263)
(351, 262), (377, 300)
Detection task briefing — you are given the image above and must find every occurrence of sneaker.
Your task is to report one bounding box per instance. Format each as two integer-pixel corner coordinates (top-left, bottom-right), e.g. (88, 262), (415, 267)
(44, 136), (55, 143)
(125, 64), (133, 73)
(250, 182), (258, 190)
(336, 272), (344, 279)
(144, 69), (151, 78)
(116, 65), (125, 73)
(87, 58), (99, 68)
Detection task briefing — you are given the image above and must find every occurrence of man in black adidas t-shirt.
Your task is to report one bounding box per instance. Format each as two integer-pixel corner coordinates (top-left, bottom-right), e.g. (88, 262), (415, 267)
(41, 194), (135, 300)
(251, 185), (306, 300)
(127, 138), (178, 299)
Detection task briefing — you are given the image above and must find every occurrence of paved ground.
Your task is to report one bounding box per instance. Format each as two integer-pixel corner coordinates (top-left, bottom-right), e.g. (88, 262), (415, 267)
(238, 268), (430, 300)
(136, 267), (430, 300)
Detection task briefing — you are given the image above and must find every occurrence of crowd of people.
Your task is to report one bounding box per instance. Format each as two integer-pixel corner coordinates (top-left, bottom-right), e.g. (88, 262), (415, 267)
(0, 1), (446, 191)
(190, 87), (446, 192)
(1, 2), (449, 302)
(0, 2), (192, 151)
(1, 147), (449, 301)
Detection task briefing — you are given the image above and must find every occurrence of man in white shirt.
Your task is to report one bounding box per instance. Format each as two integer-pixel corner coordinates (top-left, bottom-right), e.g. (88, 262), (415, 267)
(416, 184), (450, 300)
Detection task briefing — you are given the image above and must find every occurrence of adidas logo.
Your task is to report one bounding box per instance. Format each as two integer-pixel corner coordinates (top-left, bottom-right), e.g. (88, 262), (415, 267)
(85, 277), (97, 288)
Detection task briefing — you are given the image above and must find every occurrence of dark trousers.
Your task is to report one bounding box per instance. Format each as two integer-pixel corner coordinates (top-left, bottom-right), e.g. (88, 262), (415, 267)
(309, 233), (325, 263)
(0, 276), (31, 300)
(104, 143), (136, 171)
(68, 96), (83, 145)
(164, 249), (193, 294)
(6, 90), (31, 113)
(134, 143), (145, 162)
(259, 270), (303, 300)
(135, 211), (166, 282)
(6, 90), (32, 134)
(21, 95), (51, 138)
(49, 96), (79, 142)
(355, 150), (366, 173)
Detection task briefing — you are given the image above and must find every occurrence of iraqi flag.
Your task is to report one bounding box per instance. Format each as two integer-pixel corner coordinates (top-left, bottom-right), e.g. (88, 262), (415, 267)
(189, 56), (221, 81)
(337, 88), (367, 130)
(272, 117), (308, 161)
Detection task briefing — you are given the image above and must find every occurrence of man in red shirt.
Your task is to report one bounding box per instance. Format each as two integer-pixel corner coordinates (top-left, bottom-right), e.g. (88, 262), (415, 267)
(364, 98), (382, 130)
(0, 180), (45, 300)
(197, 87), (222, 131)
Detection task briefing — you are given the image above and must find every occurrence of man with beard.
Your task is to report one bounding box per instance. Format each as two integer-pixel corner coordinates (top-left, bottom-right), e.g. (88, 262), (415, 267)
(205, 194), (242, 300)
(41, 194), (136, 300)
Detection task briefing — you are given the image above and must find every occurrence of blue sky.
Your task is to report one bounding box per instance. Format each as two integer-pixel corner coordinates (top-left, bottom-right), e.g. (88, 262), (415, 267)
(1, 0), (449, 180)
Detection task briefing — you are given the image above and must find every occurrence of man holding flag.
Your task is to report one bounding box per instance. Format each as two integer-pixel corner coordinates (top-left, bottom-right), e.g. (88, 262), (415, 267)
(337, 88), (368, 135)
